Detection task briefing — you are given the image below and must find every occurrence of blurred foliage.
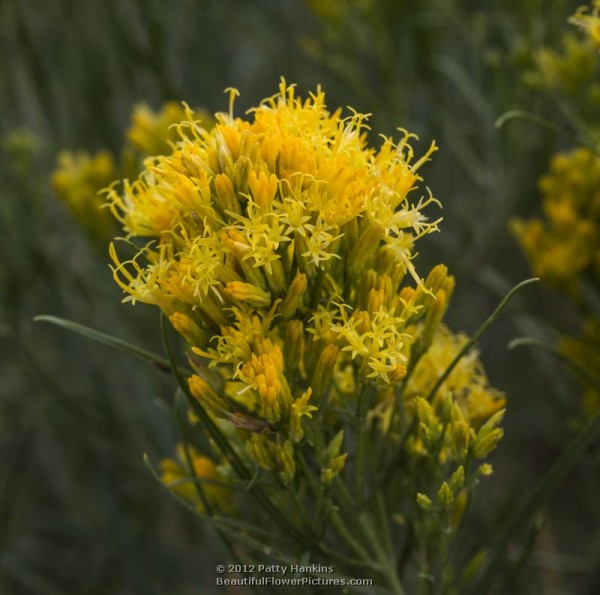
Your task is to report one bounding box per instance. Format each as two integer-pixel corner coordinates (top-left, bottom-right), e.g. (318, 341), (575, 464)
(1, 0), (599, 593)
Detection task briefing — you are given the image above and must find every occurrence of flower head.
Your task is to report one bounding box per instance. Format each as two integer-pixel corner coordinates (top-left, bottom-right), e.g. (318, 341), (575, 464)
(511, 148), (600, 295)
(569, 1), (600, 49)
(107, 80), (501, 494)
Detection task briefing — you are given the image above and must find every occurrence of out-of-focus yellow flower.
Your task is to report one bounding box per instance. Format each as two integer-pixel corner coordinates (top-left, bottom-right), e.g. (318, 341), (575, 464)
(531, 35), (599, 94)
(560, 318), (600, 416)
(405, 324), (505, 429)
(511, 148), (600, 295)
(52, 150), (117, 243)
(51, 102), (212, 245)
(160, 444), (233, 513)
(127, 101), (215, 156)
(569, 1), (600, 49)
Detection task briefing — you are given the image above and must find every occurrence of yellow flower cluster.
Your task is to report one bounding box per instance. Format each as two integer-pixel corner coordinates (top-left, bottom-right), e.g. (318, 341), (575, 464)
(108, 81), (503, 493)
(526, 2), (600, 106)
(560, 318), (600, 416)
(511, 148), (600, 295)
(52, 101), (212, 244)
(406, 325), (506, 430)
(569, 0), (600, 49)
(530, 34), (600, 96)
(160, 444), (232, 513)
(127, 101), (215, 157)
(52, 150), (118, 243)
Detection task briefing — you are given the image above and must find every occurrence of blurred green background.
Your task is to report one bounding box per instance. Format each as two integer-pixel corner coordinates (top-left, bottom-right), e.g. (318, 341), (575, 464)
(1, 0), (599, 593)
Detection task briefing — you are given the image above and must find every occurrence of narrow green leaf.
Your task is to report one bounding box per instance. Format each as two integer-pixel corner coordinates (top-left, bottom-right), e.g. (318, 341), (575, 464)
(495, 110), (598, 153)
(425, 278), (539, 403)
(34, 314), (175, 374)
(509, 337), (600, 392)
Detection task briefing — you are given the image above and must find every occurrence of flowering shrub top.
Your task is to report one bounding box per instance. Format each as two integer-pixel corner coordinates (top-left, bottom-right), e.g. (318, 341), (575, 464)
(105, 81), (504, 589)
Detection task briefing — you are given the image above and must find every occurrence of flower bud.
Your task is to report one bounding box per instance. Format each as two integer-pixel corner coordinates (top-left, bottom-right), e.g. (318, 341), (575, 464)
(348, 222), (385, 273)
(224, 281), (272, 307)
(437, 481), (454, 508)
(311, 344), (340, 400)
(188, 374), (228, 416)
(416, 493), (433, 511)
(276, 440), (296, 484)
(280, 273), (307, 319)
(169, 312), (209, 346)
(285, 320), (305, 373)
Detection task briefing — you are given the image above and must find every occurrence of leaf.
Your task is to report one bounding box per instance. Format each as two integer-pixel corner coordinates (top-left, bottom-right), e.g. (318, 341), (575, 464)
(509, 337), (600, 392)
(34, 315), (177, 374)
(425, 278), (539, 403)
(495, 110), (598, 154)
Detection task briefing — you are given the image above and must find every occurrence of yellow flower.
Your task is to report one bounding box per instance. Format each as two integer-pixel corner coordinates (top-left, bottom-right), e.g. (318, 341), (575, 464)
(51, 101), (209, 245)
(52, 150), (117, 243)
(127, 101), (215, 156)
(160, 444), (232, 513)
(511, 148), (600, 295)
(290, 388), (318, 441)
(569, 1), (600, 49)
(105, 80), (501, 491)
(406, 324), (505, 430)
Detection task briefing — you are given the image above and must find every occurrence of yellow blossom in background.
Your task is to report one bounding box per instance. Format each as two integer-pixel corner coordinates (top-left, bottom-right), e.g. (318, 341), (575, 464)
(530, 34), (599, 95)
(160, 444), (232, 513)
(52, 150), (118, 243)
(405, 324), (505, 429)
(511, 148), (600, 295)
(52, 101), (212, 245)
(127, 101), (215, 156)
(569, 0), (600, 49)
(560, 318), (600, 416)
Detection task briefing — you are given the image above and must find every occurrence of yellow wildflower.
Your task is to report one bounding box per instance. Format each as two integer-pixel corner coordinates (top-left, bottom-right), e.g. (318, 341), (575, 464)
(105, 80), (502, 498)
(569, 1), (600, 48)
(290, 388), (318, 441)
(406, 324), (505, 429)
(160, 444), (232, 513)
(511, 148), (600, 295)
(128, 101), (215, 156)
(52, 150), (117, 243)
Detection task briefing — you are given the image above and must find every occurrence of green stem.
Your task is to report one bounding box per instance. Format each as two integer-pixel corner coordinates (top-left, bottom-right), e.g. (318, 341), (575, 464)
(359, 513), (406, 595)
(425, 278), (538, 403)
(174, 390), (213, 516)
(356, 382), (373, 502)
(331, 510), (375, 565)
(495, 110), (599, 154)
(297, 453), (374, 568)
(509, 337), (600, 392)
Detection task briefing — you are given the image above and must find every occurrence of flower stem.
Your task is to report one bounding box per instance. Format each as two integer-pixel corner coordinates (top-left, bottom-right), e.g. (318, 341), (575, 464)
(425, 278), (538, 404)
(359, 513), (406, 595)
